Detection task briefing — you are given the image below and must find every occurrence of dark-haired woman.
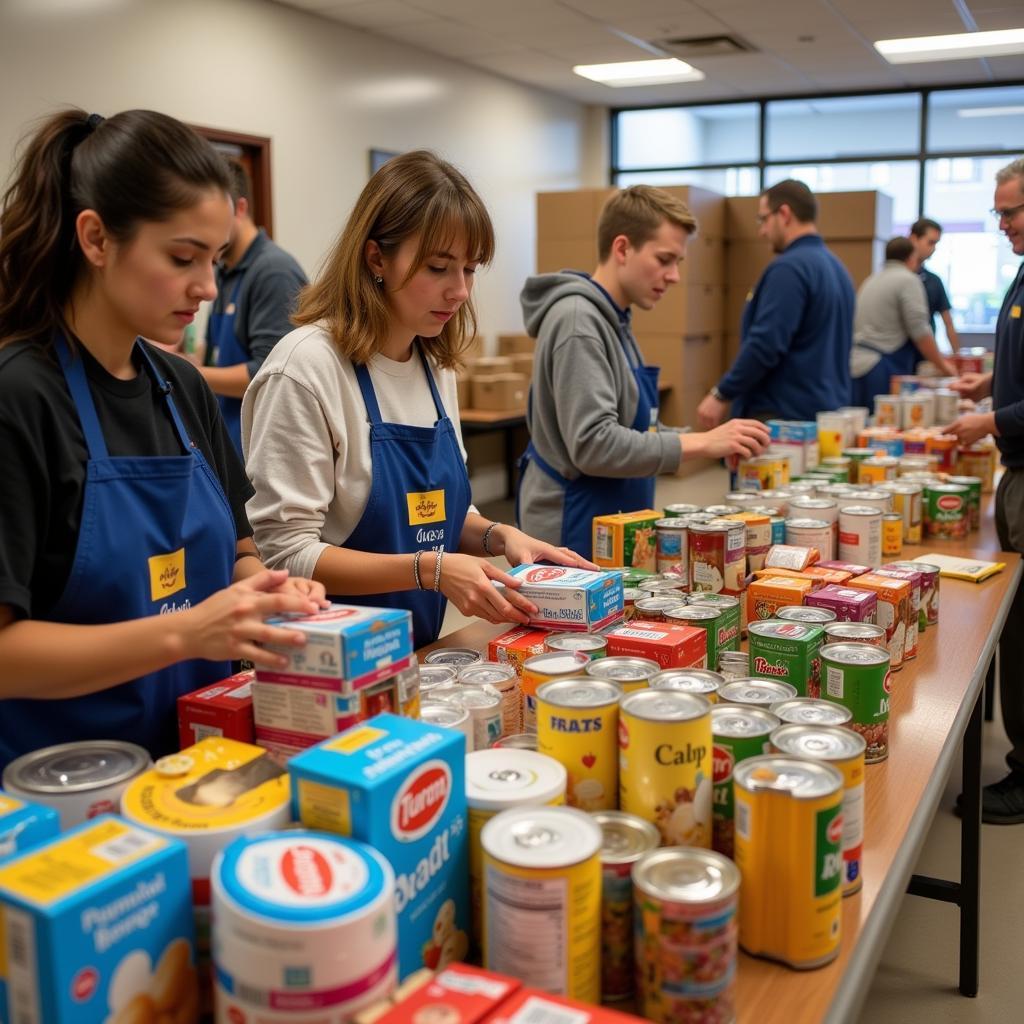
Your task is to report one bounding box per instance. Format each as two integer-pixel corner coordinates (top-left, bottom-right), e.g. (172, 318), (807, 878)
(0, 109), (325, 769)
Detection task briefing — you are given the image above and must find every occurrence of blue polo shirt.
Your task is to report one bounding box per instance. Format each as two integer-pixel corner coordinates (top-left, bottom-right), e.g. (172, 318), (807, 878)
(919, 266), (952, 334)
(719, 234), (855, 420)
(993, 262), (1024, 467)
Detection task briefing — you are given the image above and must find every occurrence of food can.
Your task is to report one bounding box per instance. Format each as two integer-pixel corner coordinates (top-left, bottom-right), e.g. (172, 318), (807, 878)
(460, 662), (522, 738)
(491, 732), (538, 750)
(633, 847), (740, 1023)
(787, 496), (840, 528)
(445, 682), (503, 752)
(424, 647), (482, 669)
(926, 433), (959, 473)
(419, 698), (473, 750)
(418, 663), (458, 696)
(704, 505), (741, 518)
(737, 455), (789, 491)
(591, 811), (660, 1001)
(618, 689), (712, 847)
(623, 587), (641, 622)
(776, 605), (838, 625)
(769, 697), (853, 728)
(521, 651), (590, 733)
(770, 725), (866, 896)
(873, 394), (901, 427)
(747, 619), (825, 698)
(882, 513), (903, 559)
(536, 678), (622, 812)
(664, 605), (725, 676)
(726, 511), (772, 572)
(3, 740), (151, 829)
(665, 503), (703, 518)
(734, 756), (844, 968)
(211, 831), (397, 1024)
(785, 517), (834, 561)
(482, 806), (602, 1002)
(650, 668), (724, 703)
(873, 566), (922, 658)
(467, 748), (567, 951)
(724, 492), (765, 509)
(686, 593), (742, 654)
(820, 457), (851, 483)
(689, 522), (746, 595)
(718, 651), (751, 682)
(924, 483), (969, 540)
(717, 678), (799, 709)
(638, 576), (689, 596)
(957, 444), (996, 492)
(393, 663), (421, 719)
(711, 705), (779, 858)
(820, 642), (892, 763)
(946, 476), (982, 532)
(885, 483), (923, 544)
(842, 447), (877, 484)
(635, 595), (688, 622)
(838, 506), (882, 567)
(933, 388), (960, 423)
(859, 456), (899, 485)
(901, 392), (934, 429)
(849, 489), (893, 514)
(587, 655), (660, 694)
(888, 560), (940, 629)
(823, 621), (888, 648)
(655, 518), (690, 576)
(817, 411), (848, 458)
(544, 632), (608, 660)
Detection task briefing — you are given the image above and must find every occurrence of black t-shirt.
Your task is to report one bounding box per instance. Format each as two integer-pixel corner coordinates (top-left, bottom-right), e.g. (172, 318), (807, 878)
(0, 338), (254, 620)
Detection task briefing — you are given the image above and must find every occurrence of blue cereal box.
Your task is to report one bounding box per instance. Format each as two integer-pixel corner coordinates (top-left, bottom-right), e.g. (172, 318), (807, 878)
(0, 792), (58, 864)
(289, 714), (469, 981)
(504, 565), (624, 632)
(258, 604), (414, 694)
(0, 816), (195, 1024)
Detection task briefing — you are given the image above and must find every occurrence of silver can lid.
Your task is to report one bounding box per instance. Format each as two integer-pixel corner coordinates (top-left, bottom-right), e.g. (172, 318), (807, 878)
(3, 741), (150, 795)
(633, 847), (740, 903)
(665, 605), (719, 625)
(823, 623), (886, 642)
(655, 518), (692, 529)
(733, 754), (844, 798)
(718, 678), (799, 706)
(419, 664), (458, 690)
(587, 656), (660, 684)
(481, 806), (602, 868)
(419, 699), (469, 727)
(820, 642), (891, 667)
(620, 688), (710, 722)
(770, 723), (866, 761)
(769, 697), (853, 727)
(776, 605), (837, 624)
(536, 677), (622, 709)
(545, 632), (608, 653)
(650, 669), (724, 695)
(747, 619), (822, 641)
(424, 647), (482, 667)
(687, 593), (740, 610)
(591, 810), (660, 864)
(711, 705), (780, 738)
(458, 662), (517, 688)
(523, 651), (590, 676)
(785, 517), (831, 529)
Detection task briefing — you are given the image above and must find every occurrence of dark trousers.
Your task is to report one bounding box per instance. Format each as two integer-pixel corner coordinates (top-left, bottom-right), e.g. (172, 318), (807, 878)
(995, 467), (1024, 773)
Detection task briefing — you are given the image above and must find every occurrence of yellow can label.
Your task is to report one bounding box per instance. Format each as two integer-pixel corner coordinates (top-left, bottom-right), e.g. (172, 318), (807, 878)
(818, 429), (844, 459)
(882, 519), (902, 558)
(859, 462), (889, 484)
(618, 707), (712, 847)
(537, 698), (618, 811)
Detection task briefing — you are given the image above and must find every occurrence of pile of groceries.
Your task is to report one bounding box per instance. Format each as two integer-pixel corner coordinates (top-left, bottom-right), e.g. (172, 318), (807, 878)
(0, 378), (996, 1024)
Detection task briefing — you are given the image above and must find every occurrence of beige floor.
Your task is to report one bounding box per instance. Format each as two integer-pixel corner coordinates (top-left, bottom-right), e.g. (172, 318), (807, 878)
(454, 464), (1024, 1023)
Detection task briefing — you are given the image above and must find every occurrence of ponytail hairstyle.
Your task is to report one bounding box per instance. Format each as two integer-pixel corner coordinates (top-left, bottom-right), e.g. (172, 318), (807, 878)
(294, 150), (494, 369)
(0, 108), (232, 349)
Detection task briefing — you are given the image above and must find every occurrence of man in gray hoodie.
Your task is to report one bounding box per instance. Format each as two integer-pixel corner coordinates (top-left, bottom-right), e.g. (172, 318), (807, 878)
(517, 185), (770, 558)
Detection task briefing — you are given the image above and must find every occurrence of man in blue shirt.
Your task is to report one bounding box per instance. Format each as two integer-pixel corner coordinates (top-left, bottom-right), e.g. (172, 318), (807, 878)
(909, 217), (961, 353)
(947, 156), (1024, 824)
(698, 180), (855, 427)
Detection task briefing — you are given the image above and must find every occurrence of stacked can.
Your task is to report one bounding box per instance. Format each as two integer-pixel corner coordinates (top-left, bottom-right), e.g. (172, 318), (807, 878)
(838, 506), (882, 567)
(655, 518), (690, 576)
(887, 560), (940, 630)
(770, 697), (853, 727)
(651, 668), (723, 703)
(747, 619), (825, 698)
(544, 632), (608, 660)
(689, 521), (746, 595)
(460, 662), (521, 739)
(824, 622), (887, 648)
(717, 678), (799, 709)
(521, 651), (590, 733)
(946, 476), (982, 532)
(924, 483), (969, 540)
(821, 642), (892, 763)
(785, 517), (835, 561)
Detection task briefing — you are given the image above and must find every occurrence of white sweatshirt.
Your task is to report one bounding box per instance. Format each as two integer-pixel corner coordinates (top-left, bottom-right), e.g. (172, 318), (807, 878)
(241, 324), (475, 581)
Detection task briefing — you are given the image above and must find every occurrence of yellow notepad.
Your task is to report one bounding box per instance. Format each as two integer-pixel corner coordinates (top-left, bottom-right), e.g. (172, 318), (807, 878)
(913, 553), (1006, 583)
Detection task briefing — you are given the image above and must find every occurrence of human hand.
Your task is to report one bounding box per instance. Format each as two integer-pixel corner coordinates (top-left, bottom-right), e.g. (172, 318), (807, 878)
(944, 412), (998, 447)
(696, 393), (728, 429)
(949, 372), (992, 403)
(269, 574), (330, 608)
(436, 553), (538, 626)
(682, 418), (771, 462)
(496, 526), (599, 572)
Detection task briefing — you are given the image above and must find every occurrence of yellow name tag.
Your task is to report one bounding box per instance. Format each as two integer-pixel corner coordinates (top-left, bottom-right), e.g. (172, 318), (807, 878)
(1012, 305), (1021, 319)
(148, 547), (186, 602)
(407, 489), (446, 526)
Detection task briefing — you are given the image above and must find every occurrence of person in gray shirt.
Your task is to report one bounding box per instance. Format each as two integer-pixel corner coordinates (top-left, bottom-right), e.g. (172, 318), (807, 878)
(849, 236), (955, 407)
(516, 186), (769, 559)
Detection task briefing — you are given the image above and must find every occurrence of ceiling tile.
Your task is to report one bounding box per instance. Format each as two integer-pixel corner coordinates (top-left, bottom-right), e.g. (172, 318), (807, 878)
(328, 1), (435, 28)
(383, 20), (519, 58)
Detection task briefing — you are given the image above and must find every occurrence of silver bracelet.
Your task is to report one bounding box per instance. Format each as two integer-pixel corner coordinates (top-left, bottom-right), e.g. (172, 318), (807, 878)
(433, 550), (444, 592)
(482, 522), (500, 556)
(413, 549), (424, 590)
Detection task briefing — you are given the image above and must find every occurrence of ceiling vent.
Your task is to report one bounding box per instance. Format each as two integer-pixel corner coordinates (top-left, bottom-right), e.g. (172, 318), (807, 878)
(655, 35), (756, 59)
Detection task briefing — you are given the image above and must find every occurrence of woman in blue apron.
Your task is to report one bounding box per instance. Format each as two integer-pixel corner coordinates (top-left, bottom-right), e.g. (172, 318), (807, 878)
(242, 151), (594, 649)
(0, 108), (324, 770)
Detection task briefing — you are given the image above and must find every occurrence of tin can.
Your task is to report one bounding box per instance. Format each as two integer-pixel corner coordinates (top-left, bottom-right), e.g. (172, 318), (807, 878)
(460, 662), (521, 738)
(635, 595), (687, 621)
(859, 456), (899, 485)
(776, 605), (838, 626)
(419, 698), (472, 750)
(665, 503), (702, 518)
(704, 505), (741, 518)
(467, 748), (567, 950)
(650, 668), (724, 703)
(717, 678), (799, 709)
(424, 647), (482, 669)
(924, 483), (969, 540)
(946, 476), (982, 532)
(820, 642), (892, 763)
(845, 574), (909, 669)
(618, 689), (712, 847)
(933, 388), (960, 423)
(737, 455), (789, 491)
(711, 705), (779, 858)
(491, 732), (537, 750)
(769, 697), (853, 728)
(536, 678), (622, 812)
(592, 811), (660, 1001)
(587, 655), (660, 694)
(633, 847), (739, 1023)
(723, 492), (765, 509)
(820, 457), (851, 483)
(873, 394), (900, 427)
(3, 740), (151, 830)
(747, 619), (825, 698)
(873, 566), (922, 658)
(686, 593), (742, 655)
(823, 622), (888, 648)
(785, 517), (835, 561)
(901, 392), (934, 429)
(544, 632), (608, 660)
(655, 518), (690, 576)
(888, 560), (940, 629)
(623, 587), (641, 622)
(521, 651), (590, 733)
(881, 513), (903, 559)
(885, 483), (923, 544)
(689, 522), (746, 595)
(724, 511), (772, 573)
(418, 664), (458, 696)
(446, 683), (503, 752)
(770, 725), (866, 896)
(787, 497), (839, 528)
(957, 444), (996, 492)
(638, 577), (689, 596)
(734, 756), (844, 967)
(664, 605), (724, 676)
(482, 806), (602, 1001)
(842, 447), (876, 484)
(926, 433), (959, 473)
(849, 489), (893, 514)
(838, 506), (882, 567)
(817, 411), (848, 458)
(212, 831), (397, 1024)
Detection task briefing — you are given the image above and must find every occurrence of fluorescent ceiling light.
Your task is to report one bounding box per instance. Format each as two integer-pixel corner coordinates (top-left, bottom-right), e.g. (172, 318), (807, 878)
(957, 105), (1024, 118)
(874, 28), (1024, 64)
(573, 58), (705, 87)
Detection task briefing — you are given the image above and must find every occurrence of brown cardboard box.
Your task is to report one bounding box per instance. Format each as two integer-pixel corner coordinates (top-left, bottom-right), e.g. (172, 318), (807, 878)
(726, 240), (772, 292)
(685, 233), (725, 285)
(462, 335), (485, 361)
(456, 373), (472, 410)
(636, 333), (723, 426)
(817, 192), (893, 240)
(471, 373), (528, 412)
(510, 353), (535, 379)
(536, 189), (608, 242)
(632, 283), (725, 336)
(829, 239), (885, 288)
(725, 196), (762, 241)
(537, 237), (596, 275)
(469, 356), (515, 374)
(497, 333), (535, 355)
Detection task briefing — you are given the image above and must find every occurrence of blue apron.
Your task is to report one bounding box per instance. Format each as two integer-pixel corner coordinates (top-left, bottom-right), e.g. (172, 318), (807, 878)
(0, 335), (236, 768)
(340, 347), (471, 648)
(208, 274), (246, 453)
(850, 339), (919, 408)
(517, 342), (660, 560)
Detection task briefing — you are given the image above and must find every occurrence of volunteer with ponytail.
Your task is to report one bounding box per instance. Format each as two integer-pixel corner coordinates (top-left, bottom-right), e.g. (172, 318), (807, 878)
(0, 108), (325, 769)
(243, 151), (594, 649)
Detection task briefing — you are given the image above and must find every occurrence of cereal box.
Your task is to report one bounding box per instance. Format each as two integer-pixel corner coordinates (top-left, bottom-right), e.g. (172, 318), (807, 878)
(0, 816), (195, 1024)
(767, 420), (820, 472)
(0, 793), (58, 865)
(177, 670), (254, 748)
(487, 627), (551, 676)
(257, 604), (414, 694)
(504, 566), (624, 633)
(289, 714), (470, 980)
(592, 511), (661, 572)
(603, 620), (707, 670)
(805, 585), (878, 623)
(746, 576), (815, 623)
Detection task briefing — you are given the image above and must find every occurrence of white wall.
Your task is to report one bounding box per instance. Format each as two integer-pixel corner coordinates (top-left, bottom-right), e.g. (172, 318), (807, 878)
(0, 0), (606, 342)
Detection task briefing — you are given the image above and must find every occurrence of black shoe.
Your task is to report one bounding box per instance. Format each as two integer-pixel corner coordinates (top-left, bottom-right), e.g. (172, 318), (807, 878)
(956, 772), (1024, 824)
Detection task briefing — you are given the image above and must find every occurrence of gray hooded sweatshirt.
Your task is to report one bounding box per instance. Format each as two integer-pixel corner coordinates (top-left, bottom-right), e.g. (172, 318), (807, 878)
(517, 272), (682, 546)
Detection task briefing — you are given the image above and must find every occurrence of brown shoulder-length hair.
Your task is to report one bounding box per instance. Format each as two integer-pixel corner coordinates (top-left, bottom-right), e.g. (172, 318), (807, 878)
(294, 150), (494, 369)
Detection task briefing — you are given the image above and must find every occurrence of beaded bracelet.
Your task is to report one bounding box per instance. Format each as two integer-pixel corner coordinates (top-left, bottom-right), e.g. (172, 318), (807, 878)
(433, 550), (444, 592)
(482, 522), (501, 556)
(413, 549), (424, 590)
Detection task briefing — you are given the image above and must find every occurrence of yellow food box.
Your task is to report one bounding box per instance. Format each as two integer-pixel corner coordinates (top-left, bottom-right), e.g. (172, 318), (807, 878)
(592, 510), (661, 572)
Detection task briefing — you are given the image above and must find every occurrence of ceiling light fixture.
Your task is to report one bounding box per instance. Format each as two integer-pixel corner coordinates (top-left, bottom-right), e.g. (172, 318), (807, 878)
(874, 28), (1024, 64)
(957, 105), (1024, 118)
(572, 58), (705, 87)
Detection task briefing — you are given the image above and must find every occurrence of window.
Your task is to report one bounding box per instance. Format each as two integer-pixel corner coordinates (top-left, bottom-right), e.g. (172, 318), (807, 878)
(615, 103), (759, 170)
(615, 167), (760, 196)
(927, 86), (1024, 154)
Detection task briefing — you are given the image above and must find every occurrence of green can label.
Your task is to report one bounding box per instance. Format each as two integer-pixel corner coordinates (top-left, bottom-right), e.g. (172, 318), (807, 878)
(689, 595), (741, 655)
(823, 649), (891, 763)
(815, 805), (844, 898)
(712, 734), (770, 858)
(748, 622), (824, 697)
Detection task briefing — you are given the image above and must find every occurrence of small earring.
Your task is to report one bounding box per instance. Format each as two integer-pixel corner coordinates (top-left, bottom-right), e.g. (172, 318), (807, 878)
(374, 275), (384, 285)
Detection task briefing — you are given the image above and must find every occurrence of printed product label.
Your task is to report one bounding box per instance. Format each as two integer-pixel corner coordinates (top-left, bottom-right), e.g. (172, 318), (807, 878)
(815, 807), (843, 898)
(233, 837), (368, 907)
(407, 490), (446, 526)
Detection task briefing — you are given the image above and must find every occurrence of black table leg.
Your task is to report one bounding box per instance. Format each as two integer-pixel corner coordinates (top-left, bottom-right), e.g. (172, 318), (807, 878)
(959, 683), (983, 996)
(984, 655), (996, 723)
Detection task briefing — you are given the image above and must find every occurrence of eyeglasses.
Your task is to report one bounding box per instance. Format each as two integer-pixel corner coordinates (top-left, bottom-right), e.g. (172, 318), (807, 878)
(755, 209), (778, 225)
(991, 201), (1024, 222)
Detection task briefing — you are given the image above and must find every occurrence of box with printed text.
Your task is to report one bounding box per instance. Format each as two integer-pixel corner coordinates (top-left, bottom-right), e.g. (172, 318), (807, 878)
(503, 565), (624, 633)
(176, 670), (255, 748)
